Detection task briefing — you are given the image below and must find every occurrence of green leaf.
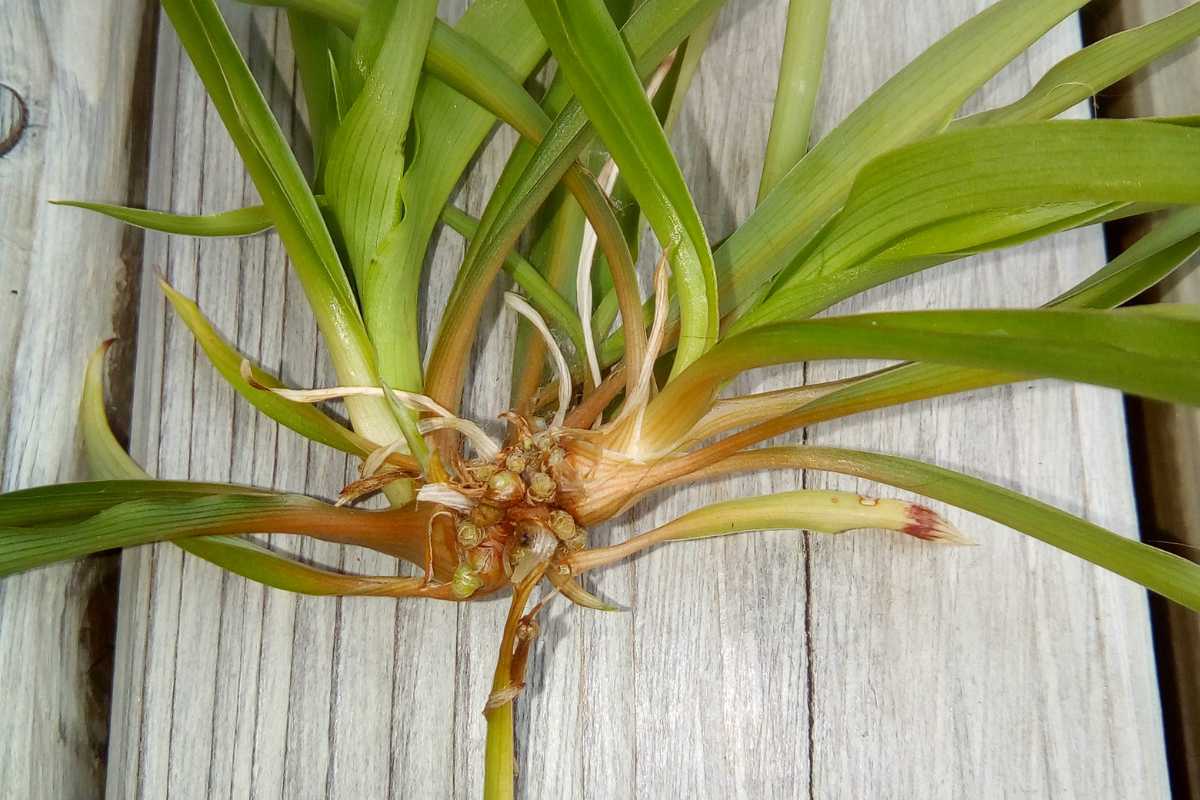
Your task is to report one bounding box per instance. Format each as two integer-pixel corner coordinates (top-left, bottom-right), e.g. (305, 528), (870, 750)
(159, 279), (408, 465)
(757, 0), (831, 200)
(571, 489), (963, 571)
(178, 535), (432, 597)
(741, 120), (1200, 328)
(640, 306), (1200, 452)
(590, 10), (719, 342)
(424, 0), (725, 407)
(716, 209), (1200, 441)
(78, 341), (430, 595)
(160, 0), (402, 446)
(53, 199), (273, 237)
(953, 2), (1200, 129)
(324, 0), (436, 291)
(420, 18), (648, 396)
(0, 492), (308, 577)
(286, 8), (350, 176)
(358, 0), (547, 392)
(440, 204), (586, 364)
(1049, 206), (1200, 308)
(526, 0), (718, 376)
(79, 341), (147, 482)
(241, 0), (362, 33)
(0, 480), (274, 528)
(734, 446), (1200, 611)
(714, 0), (1089, 316)
(0, 480), (435, 578)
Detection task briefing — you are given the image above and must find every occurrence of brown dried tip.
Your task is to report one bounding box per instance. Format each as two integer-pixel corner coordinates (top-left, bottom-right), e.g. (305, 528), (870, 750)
(336, 468), (410, 506)
(238, 358), (271, 391)
(903, 504), (974, 546)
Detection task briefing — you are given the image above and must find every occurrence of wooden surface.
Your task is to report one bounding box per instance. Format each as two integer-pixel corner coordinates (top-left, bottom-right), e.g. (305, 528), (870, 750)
(1089, 1), (1200, 796)
(0, 1), (1181, 798)
(0, 2), (154, 798)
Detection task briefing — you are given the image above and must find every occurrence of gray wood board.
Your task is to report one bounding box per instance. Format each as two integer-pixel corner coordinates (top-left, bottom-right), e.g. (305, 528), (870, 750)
(0, 2), (154, 798)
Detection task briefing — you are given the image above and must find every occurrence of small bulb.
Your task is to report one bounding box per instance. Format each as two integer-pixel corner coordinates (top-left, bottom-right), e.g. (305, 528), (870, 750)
(527, 472), (557, 503)
(505, 451), (527, 473)
(472, 504), (504, 526)
(562, 528), (588, 552)
(470, 463), (497, 483)
(485, 470), (526, 506)
(548, 509), (576, 541)
(451, 564), (483, 599)
(469, 546), (496, 574)
(456, 520), (484, 548)
(547, 447), (567, 467)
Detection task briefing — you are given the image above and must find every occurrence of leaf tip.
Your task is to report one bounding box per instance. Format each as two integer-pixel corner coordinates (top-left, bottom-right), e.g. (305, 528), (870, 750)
(903, 504), (973, 546)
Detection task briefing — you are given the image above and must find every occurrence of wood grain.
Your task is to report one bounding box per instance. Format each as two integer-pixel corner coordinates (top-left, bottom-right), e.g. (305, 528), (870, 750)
(98, 1), (1172, 798)
(1087, 2), (1200, 795)
(804, 6), (1168, 797)
(0, 2), (155, 799)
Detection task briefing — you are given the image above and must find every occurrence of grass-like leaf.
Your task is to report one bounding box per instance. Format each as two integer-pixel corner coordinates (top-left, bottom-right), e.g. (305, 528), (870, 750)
(361, 0), (546, 391)
(698, 446), (1200, 612)
(159, 0), (410, 449)
(526, 0), (719, 376)
(424, 0), (725, 409)
(571, 489), (964, 571)
(53, 199), (273, 237)
(640, 306), (1200, 451)
(713, 0), (1089, 316)
(159, 279), (408, 466)
(740, 120), (1200, 328)
(757, 0), (831, 200)
(954, 1), (1200, 129)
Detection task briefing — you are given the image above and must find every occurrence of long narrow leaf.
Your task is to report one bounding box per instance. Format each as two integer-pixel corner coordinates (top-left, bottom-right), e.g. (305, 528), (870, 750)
(159, 280), (413, 467)
(954, 2), (1200, 129)
(730, 206), (1200, 436)
(424, 0), (724, 409)
(53, 199), (273, 237)
(741, 120), (1200, 328)
(713, 0), (1089, 315)
(698, 446), (1200, 611)
(526, 0), (718, 376)
(79, 341), (430, 595)
(639, 306), (1200, 452)
(358, 0), (547, 391)
(324, 0), (435, 287)
(570, 489), (963, 571)
(757, 0), (831, 200)
(160, 0), (405, 446)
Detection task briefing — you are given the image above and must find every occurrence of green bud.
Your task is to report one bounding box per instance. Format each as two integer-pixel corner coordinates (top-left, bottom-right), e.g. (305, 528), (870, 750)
(451, 564), (483, 599)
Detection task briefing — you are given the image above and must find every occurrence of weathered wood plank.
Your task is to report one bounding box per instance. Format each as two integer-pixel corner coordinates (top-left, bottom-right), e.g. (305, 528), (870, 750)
(0, 2), (154, 798)
(1090, 1), (1200, 795)
(803, 4), (1168, 797)
(102, 1), (1170, 798)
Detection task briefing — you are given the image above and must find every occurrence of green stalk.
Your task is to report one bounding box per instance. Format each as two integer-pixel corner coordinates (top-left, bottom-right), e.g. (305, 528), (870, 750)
(441, 205), (588, 364)
(483, 572), (544, 800)
(757, 0), (831, 200)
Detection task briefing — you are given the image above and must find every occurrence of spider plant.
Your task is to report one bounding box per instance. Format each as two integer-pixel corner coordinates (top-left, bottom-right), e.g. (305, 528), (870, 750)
(8, 0), (1200, 796)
